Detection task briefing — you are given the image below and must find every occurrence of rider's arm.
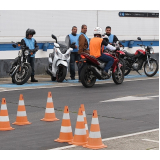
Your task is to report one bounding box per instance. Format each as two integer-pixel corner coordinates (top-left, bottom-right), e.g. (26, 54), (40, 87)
(20, 39), (27, 50)
(113, 35), (122, 46)
(33, 40), (39, 53)
(101, 39), (116, 51)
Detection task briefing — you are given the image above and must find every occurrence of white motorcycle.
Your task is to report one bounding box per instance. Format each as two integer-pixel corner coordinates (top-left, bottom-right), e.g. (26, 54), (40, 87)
(46, 34), (74, 82)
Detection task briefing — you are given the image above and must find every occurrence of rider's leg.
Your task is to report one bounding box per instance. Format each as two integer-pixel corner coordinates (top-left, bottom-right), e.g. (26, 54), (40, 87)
(98, 54), (114, 73)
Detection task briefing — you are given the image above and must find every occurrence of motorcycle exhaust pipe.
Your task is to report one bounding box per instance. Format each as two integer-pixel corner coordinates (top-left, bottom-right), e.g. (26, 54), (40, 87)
(90, 66), (102, 79)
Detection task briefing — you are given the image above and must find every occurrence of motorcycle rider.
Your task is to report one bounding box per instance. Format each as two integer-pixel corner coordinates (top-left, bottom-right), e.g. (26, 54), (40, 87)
(21, 28), (39, 82)
(104, 26), (122, 46)
(65, 26), (80, 80)
(90, 27), (119, 76)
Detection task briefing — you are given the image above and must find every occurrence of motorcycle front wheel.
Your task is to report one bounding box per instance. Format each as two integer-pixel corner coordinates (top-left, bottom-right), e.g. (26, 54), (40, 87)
(12, 63), (32, 85)
(56, 66), (67, 82)
(80, 65), (96, 88)
(144, 59), (158, 77)
(124, 59), (131, 76)
(112, 63), (124, 84)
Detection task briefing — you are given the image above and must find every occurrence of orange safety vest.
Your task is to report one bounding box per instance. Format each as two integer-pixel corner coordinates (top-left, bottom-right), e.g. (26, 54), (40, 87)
(89, 37), (103, 58)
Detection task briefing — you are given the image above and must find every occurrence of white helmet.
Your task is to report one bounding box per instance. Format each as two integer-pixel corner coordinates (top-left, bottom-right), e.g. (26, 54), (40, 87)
(93, 27), (102, 36)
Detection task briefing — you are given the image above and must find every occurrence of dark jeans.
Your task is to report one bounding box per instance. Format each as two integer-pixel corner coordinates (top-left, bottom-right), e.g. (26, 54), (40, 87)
(98, 53), (114, 72)
(70, 52), (80, 79)
(27, 56), (35, 76)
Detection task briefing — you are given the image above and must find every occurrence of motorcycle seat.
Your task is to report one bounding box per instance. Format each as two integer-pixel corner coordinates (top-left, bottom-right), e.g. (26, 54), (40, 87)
(125, 51), (135, 57)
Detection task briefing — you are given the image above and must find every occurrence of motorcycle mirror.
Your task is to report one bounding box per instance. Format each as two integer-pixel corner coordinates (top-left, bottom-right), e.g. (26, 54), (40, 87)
(12, 44), (17, 48)
(51, 34), (57, 43)
(137, 37), (141, 41)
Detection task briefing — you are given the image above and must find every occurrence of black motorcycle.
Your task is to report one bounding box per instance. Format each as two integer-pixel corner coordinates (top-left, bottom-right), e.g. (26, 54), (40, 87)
(123, 37), (158, 77)
(9, 42), (32, 85)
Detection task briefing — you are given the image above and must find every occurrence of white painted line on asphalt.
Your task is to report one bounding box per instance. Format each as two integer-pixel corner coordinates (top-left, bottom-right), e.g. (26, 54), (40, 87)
(50, 128), (159, 150)
(0, 76), (158, 93)
(100, 95), (159, 103)
(142, 139), (159, 143)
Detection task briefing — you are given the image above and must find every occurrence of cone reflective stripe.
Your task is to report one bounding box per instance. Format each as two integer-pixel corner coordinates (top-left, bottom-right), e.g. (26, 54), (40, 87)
(13, 94), (31, 125)
(68, 107), (87, 146)
(83, 110), (107, 149)
(0, 98), (15, 131)
(41, 92), (59, 121)
(80, 104), (89, 138)
(54, 106), (73, 142)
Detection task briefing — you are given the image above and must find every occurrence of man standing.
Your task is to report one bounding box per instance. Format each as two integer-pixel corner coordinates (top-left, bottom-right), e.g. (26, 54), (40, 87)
(21, 28), (39, 82)
(78, 24), (90, 54)
(105, 26), (122, 46)
(65, 26), (80, 80)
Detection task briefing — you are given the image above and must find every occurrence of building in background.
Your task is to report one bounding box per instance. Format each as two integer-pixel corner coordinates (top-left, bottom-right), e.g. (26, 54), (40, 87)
(0, 10), (159, 77)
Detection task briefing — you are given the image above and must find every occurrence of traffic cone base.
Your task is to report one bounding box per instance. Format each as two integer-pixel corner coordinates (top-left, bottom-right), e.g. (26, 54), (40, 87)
(69, 135), (87, 146)
(55, 132), (73, 142)
(0, 127), (15, 131)
(54, 106), (73, 142)
(83, 138), (107, 149)
(41, 117), (59, 122)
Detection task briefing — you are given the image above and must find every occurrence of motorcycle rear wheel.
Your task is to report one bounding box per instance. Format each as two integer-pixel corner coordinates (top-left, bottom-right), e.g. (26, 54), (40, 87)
(80, 65), (96, 88)
(12, 63), (32, 85)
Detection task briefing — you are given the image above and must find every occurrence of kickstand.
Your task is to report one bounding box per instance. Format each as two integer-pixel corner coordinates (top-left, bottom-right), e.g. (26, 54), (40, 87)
(136, 70), (142, 75)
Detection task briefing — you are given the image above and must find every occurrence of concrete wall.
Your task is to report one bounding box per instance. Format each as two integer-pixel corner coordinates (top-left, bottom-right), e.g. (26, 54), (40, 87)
(0, 10), (159, 77)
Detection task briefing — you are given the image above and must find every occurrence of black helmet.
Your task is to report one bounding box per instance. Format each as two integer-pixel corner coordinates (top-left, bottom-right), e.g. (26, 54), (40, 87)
(26, 28), (36, 37)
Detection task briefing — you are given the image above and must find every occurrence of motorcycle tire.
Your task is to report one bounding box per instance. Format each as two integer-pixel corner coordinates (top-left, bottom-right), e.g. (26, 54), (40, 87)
(80, 65), (96, 88)
(51, 76), (56, 81)
(124, 60), (131, 76)
(119, 58), (125, 73)
(56, 66), (67, 82)
(12, 63), (32, 85)
(144, 58), (158, 77)
(112, 63), (124, 84)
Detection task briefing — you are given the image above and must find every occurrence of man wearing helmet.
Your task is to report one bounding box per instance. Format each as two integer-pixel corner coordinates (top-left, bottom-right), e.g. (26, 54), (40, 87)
(90, 27), (118, 76)
(21, 29), (39, 82)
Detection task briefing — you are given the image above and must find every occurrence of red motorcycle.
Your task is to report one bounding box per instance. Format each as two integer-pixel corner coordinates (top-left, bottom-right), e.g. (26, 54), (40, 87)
(123, 37), (158, 76)
(79, 46), (125, 88)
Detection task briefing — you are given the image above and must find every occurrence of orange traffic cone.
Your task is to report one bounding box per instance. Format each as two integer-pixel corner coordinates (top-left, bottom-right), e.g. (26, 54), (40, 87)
(80, 104), (89, 138)
(41, 92), (59, 122)
(68, 107), (87, 146)
(0, 98), (15, 131)
(13, 94), (31, 125)
(54, 106), (73, 142)
(83, 110), (107, 149)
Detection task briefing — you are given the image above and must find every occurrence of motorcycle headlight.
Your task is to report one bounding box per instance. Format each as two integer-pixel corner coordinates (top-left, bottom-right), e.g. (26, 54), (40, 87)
(150, 49), (154, 54)
(64, 53), (70, 59)
(24, 50), (29, 56)
(18, 50), (22, 57)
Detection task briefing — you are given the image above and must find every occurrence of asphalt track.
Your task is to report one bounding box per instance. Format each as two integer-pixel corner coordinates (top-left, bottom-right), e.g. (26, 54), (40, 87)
(0, 73), (159, 150)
